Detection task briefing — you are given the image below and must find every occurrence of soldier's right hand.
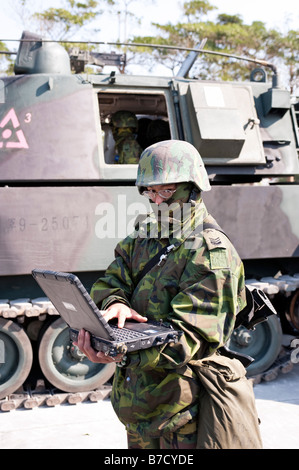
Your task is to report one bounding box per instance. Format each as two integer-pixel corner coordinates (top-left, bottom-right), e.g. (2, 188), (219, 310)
(103, 302), (148, 328)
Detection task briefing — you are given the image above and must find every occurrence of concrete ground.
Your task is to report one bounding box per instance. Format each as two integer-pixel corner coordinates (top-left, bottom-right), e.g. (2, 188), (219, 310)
(0, 364), (299, 449)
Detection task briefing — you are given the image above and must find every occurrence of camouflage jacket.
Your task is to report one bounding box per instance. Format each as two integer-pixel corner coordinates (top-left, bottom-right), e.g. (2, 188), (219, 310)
(114, 130), (142, 164)
(91, 198), (246, 438)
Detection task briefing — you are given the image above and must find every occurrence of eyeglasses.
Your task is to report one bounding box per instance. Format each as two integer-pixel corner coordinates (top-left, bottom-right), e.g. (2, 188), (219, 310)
(142, 189), (177, 200)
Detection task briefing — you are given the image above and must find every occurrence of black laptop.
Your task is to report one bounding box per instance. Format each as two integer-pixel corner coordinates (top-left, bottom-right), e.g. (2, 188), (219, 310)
(32, 269), (182, 357)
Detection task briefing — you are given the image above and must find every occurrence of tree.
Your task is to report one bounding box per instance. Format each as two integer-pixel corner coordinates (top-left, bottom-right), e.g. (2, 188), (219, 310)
(3, 0), (298, 89)
(127, 0), (215, 75)
(34, 0), (104, 40)
(0, 42), (12, 74)
(128, 0), (298, 91)
(7, 0), (156, 73)
(9, 0), (110, 40)
(278, 30), (299, 95)
(5, 0), (113, 73)
(107, 0), (143, 42)
(183, 0), (215, 21)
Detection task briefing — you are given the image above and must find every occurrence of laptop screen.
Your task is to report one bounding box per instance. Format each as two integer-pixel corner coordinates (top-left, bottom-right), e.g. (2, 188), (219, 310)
(32, 270), (114, 340)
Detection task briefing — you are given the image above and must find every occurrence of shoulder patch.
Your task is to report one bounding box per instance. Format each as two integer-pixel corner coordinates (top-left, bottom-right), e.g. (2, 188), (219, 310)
(209, 248), (229, 269)
(203, 228), (227, 250)
(203, 228), (229, 269)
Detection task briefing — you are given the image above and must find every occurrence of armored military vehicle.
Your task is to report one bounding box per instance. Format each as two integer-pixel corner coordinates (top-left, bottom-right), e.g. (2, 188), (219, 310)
(0, 31), (298, 409)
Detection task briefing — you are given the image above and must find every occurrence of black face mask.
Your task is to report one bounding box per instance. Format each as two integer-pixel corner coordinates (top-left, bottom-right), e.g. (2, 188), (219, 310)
(148, 183), (202, 240)
(150, 182), (198, 216)
(135, 183), (205, 241)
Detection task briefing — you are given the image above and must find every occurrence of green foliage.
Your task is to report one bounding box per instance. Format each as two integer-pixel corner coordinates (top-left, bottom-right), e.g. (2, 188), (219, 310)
(3, 0), (298, 90)
(0, 41), (14, 75)
(217, 14), (243, 25)
(183, 0), (215, 20)
(33, 0), (101, 39)
(128, 0), (298, 91)
(0, 41), (9, 54)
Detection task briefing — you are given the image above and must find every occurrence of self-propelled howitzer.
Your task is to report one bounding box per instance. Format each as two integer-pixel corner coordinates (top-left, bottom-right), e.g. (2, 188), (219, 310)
(0, 31), (298, 409)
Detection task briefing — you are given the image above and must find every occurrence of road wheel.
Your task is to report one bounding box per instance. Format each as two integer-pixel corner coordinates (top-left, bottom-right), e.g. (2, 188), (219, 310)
(228, 315), (283, 377)
(0, 318), (33, 399)
(38, 317), (115, 392)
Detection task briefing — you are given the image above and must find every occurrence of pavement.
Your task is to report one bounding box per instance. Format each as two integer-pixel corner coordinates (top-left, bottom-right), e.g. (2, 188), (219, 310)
(1, 364), (299, 450)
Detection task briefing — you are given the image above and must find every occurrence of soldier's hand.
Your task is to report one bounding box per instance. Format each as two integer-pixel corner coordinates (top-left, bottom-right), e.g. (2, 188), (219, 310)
(74, 329), (124, 364)
(103, 302), (147, 328)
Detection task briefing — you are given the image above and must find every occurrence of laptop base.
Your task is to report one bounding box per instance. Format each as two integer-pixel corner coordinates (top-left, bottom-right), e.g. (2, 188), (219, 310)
(70, 322), (182, 356)
(32, 269), (183, 357)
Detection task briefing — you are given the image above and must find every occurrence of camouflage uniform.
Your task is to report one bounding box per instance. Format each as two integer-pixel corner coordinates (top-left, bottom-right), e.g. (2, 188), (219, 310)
(127, 418), (198, 449)
(110, 110), (142, 164)
(90, 140), (247, 447)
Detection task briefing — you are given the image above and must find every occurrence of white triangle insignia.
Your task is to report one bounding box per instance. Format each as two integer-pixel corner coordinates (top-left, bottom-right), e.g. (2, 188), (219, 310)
(0, 108), (29, 149)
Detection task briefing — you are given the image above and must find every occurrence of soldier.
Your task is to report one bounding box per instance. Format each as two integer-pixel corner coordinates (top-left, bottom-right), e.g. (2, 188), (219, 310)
(76, 140), (262, 449)
(110, 110), (142, 164)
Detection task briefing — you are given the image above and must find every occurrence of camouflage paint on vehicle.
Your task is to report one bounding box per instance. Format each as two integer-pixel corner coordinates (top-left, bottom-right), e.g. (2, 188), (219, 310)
(1, 184), (298, 281)
(203, 185), (299, 261)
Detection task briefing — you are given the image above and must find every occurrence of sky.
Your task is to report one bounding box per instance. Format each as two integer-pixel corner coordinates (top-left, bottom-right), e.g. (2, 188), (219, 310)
(0, 0), (298, 82)
(1, 0), (298, 44)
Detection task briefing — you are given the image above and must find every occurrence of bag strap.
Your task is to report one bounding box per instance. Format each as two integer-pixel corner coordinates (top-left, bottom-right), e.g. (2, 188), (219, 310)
(135, 244), (175, 285)
(133, 219), (275, 367)
(135, 219), (276, 324)
(135, 219), (225, 286)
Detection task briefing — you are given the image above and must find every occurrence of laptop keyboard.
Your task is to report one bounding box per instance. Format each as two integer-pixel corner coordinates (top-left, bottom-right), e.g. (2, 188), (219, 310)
(110, 325), (147, 340)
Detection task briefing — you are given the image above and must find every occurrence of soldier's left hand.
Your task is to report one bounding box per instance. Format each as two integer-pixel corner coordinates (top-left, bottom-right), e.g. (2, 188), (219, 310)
(74, 329), (124, 364)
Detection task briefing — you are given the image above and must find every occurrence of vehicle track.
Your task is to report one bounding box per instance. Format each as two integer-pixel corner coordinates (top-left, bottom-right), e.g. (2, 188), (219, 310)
(1, 273), (299, 412)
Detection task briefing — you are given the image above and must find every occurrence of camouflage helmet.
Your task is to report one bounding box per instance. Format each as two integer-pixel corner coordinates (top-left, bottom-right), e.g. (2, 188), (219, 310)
(110, 110), (138, 129)
(136, 140), (211, 192)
